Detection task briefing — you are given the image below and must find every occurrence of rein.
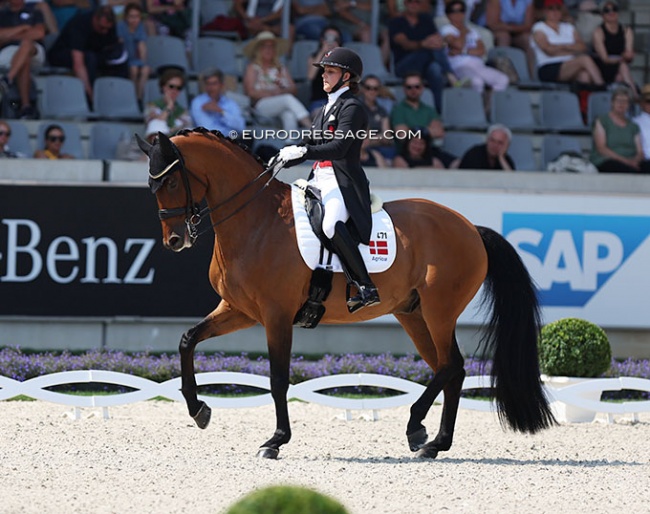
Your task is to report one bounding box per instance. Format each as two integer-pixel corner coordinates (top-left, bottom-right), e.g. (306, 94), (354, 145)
(156, 145), (284, 242)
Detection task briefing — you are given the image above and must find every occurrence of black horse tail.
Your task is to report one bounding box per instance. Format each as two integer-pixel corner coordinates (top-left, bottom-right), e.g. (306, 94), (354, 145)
(475, 225), (556, 433)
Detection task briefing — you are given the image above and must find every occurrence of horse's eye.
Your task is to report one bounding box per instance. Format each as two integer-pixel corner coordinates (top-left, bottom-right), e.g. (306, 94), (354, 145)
(166, 175), (179, 190)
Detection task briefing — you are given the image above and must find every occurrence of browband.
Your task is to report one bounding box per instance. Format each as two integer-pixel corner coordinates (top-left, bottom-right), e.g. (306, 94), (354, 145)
(149, 159), (180, 179)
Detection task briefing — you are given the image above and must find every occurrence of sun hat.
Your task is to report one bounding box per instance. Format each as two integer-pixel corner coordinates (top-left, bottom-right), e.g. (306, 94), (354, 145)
(242, 31), (289, 60)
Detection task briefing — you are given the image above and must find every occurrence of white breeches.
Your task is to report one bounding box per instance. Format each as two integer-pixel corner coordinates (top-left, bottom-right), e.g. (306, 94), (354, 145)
(453, 59), (509, 93)
(254, 94), (310, 131)
(308, 165), (349, 239)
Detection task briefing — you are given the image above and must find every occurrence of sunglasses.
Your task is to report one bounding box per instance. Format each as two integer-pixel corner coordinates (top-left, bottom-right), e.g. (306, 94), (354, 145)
(166, 83), (184, 91)
(363, 84), (380, 91)
(47, 135), (65, 143)
(546, 5), (562, 10)
(0, 130), (11, 137)
(405, 84), (423, 90)
(449, 7), (466, 13)
(602, 5), (618, 13)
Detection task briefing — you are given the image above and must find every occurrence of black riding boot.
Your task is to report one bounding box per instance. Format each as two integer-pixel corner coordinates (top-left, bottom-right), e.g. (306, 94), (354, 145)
(329, 221), (380, 313)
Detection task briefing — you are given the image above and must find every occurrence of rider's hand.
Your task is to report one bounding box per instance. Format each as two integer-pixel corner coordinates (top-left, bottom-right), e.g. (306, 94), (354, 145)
(279, 145), (307, 162)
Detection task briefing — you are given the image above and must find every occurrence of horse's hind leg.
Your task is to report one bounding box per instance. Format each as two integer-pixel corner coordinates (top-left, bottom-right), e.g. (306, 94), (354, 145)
(179, 301), (256, 428)
(395, 311), (465, 459)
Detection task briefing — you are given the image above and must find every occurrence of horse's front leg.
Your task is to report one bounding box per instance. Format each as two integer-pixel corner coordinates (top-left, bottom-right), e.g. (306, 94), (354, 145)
(257, 318), (294, 460)
(179, 300), (256, 428)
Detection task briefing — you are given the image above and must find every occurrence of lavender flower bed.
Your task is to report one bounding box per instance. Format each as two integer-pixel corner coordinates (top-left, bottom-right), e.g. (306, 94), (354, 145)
(0, 347), (648, 398)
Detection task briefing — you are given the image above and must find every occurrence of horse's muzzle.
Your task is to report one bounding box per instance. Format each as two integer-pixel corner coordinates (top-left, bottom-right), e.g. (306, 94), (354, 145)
(166, 231), (192, 252)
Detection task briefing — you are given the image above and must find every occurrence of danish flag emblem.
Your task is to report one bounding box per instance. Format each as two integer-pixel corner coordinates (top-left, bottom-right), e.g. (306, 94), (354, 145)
(369, 240), (388, 255)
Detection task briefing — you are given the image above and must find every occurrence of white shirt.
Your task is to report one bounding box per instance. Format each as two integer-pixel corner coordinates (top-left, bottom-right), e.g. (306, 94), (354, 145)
(633, 110), (650, 159)
(324, 86), (350, 116)
(439, 24), (482, 68)
(531, 21), (576, 68)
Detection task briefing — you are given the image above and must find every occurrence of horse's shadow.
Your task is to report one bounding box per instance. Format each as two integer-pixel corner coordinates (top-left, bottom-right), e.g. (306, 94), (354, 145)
(328, 456), (643, 468)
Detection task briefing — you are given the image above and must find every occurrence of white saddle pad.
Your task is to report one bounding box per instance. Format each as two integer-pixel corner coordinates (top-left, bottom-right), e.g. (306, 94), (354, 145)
(291, 182), (397, 273)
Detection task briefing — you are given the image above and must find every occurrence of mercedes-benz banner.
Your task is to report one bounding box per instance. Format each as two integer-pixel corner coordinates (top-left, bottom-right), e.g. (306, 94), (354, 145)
(0, 184), (217, 318)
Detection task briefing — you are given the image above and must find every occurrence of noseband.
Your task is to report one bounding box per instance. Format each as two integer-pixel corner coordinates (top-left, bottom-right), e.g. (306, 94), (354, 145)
(153, 153), (203, 245)
(151, 144), (284, 243)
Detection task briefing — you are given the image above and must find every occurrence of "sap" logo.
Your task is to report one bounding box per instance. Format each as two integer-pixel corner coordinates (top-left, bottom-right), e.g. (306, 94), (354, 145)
(503, 213), (650, 307)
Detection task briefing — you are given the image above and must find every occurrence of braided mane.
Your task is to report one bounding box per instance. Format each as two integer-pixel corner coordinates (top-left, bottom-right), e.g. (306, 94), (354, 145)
(175, 127), (266, 167)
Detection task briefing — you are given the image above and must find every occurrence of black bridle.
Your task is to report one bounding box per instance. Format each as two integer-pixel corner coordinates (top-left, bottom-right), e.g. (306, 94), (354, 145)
(152, 145), (285, 243)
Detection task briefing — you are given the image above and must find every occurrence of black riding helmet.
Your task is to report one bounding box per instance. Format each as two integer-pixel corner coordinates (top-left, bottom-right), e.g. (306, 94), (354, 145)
(313, 48), (363, 92)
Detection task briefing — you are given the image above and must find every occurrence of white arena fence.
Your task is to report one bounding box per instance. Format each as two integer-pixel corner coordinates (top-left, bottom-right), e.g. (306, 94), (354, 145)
(1, 371), (649, 422)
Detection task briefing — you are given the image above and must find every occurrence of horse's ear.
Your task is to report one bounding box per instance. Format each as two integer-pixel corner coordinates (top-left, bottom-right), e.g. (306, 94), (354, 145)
(158, 132), (178, 162)
(135, 133), (152, 156)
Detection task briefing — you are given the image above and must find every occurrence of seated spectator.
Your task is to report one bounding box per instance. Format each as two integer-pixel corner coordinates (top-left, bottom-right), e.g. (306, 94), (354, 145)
(190, 68), (246, 137)
(117, 2), (150, 104)
(144, 67), (192, 137)
(144, 0), (191, 41)
(390, 73), (458, 168)
(292, 0), (332, 41)
(306, 25), (342, 116)
(359, 74), (395, 160)
(531, 0), (604, 87)
(486, 0), (535, 77)
(360, 138), (388, 167)
(440, 1), (509, 96)
(0, 120), (22, 158)
(234, 0), (287, 39)
(590, 87), (650, 173)
(243, 31), (311, 132)
(392, 130), (443, 168)
(0, 0), (46, 119)
(47, 6), (129, 102)
(389, 0), (460, 113)
(34, 124), (75, 159)
(458, 123), (515, 170)
(632, 84), (650, 161)
(592, 0), (637, 97)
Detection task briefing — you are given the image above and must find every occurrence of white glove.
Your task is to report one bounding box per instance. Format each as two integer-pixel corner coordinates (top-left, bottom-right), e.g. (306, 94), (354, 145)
(278, 145), (307, 162)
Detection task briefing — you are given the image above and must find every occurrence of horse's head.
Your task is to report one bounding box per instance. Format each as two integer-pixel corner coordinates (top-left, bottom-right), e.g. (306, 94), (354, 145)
(136, 131), (207, 252)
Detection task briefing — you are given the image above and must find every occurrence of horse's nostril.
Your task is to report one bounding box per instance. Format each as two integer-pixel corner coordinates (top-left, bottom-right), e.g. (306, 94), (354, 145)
(168, 234), (182, 250)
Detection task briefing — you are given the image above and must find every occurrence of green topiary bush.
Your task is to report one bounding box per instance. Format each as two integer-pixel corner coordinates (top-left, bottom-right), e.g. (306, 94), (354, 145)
(538, 318), (612, 377)
(224, 486), (350, 514)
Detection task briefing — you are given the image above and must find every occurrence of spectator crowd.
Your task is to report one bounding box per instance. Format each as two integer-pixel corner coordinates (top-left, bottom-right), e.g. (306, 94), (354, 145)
(1, 0), (650, 173)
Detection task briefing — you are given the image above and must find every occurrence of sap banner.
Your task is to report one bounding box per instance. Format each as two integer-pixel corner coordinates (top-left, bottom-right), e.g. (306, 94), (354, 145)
(376, 187), (650, 329)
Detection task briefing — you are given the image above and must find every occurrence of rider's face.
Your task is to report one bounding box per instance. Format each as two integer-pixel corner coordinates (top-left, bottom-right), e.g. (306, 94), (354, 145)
(322, 66), (345, 93)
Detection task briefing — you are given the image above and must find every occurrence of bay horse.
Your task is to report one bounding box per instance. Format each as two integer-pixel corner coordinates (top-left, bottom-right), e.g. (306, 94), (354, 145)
(136, 128), (555, 460)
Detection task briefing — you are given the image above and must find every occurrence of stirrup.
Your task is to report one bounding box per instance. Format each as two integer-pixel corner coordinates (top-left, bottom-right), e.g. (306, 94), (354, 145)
(346, 285), (381, 314)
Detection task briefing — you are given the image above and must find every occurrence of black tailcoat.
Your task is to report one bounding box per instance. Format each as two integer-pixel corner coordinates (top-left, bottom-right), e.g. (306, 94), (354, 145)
(303, 90), (372, 244)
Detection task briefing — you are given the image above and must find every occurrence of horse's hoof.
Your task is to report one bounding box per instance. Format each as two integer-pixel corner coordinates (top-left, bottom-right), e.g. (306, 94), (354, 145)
(256, 447), (279, 459)
(407, 427), (428, 452)
(416, 445), (439, 459)
(192, 402), (212, 429)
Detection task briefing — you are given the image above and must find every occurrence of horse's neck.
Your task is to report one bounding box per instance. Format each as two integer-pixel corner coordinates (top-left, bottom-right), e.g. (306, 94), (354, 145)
(205, 173), (290, 240)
